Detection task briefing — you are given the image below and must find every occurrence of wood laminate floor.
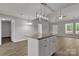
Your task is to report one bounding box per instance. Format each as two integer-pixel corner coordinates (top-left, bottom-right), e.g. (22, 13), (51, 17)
(0, 38), (27, 56)
(55, 36), (79, 56)
(1, 37), (79, 56)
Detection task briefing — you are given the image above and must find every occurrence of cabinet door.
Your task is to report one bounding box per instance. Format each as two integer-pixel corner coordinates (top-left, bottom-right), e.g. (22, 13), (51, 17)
(39, 36), (57, 56)
(49, 37), (54, 55)
(39, 39), (49, 56)
(52, 36), (57, 53)
(49, 36), (57, 55)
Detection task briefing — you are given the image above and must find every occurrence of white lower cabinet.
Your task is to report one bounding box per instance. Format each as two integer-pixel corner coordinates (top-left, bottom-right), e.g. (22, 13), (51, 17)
(39, 36), (57, 56)
(48, 36), (57, 55)
(39, 38), (49, 56)
(28, 36), (57, 56)
(49, 37), (54, 55)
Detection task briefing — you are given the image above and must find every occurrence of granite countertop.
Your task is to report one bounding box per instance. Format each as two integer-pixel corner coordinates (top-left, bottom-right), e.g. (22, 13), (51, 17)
(26, 34), (79, 40)
(25, 34), (55, 40)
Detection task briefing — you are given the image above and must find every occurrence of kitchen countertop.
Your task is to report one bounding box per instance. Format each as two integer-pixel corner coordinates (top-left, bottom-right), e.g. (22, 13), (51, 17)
(26, 34), (79, 40)
(25, 34), (55, 40)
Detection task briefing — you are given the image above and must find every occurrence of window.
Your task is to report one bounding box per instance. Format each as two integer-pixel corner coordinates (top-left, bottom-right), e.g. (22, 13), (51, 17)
(65, 23), (73, 34)
(75, 23), (79, 34)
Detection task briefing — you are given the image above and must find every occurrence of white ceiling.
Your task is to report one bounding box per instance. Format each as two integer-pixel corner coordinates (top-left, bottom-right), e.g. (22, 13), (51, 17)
(47, 3), (75, 11)
(0, 3), (78, 22)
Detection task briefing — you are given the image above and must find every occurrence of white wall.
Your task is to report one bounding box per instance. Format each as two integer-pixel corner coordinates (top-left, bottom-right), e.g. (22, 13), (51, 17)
(13, 19), (35, 42)
(0, 14), (52, 43)
(53, 19), (79, 36)
(12, 18), (52, 42)
(2, 21), (11, 37)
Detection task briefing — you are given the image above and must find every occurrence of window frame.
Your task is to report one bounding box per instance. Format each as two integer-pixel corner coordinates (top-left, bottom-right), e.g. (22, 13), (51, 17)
(65, 23), (73, 34)
(75, 23), (79, 34)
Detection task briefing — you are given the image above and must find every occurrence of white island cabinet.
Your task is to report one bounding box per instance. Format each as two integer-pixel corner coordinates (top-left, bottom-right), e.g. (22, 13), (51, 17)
(28, 35), (57, 56)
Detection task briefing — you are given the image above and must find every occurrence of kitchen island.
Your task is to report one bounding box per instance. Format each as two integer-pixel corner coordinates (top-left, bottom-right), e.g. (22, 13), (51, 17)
(27, 34), (57, 56)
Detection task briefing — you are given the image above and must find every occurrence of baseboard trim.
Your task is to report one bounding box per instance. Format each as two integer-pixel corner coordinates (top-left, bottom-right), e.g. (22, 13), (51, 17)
(12, 39), (27, 42)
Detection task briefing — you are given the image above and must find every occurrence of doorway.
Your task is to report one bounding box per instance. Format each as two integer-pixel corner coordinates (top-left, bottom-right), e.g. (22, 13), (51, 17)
(1, 20), (12, 44)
